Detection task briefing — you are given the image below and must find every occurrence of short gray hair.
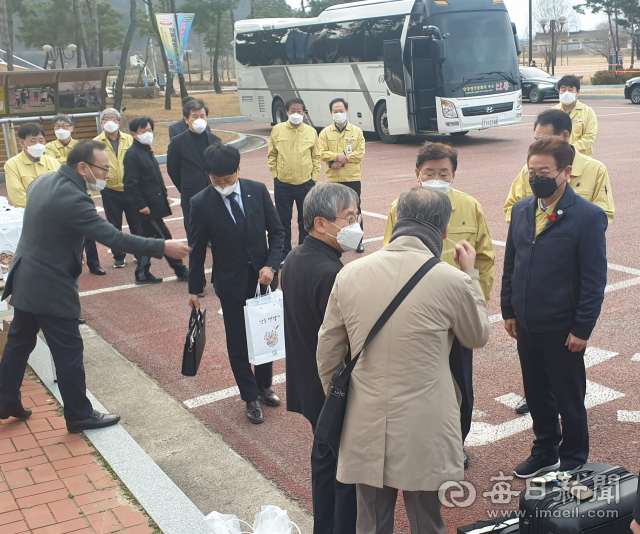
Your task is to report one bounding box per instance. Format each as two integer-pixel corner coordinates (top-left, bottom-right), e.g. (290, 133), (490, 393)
(52, 114), (74, 126)
(396, 187), (452, 234)
(303, 183), (358, 232)
(100, 108), (121, 122)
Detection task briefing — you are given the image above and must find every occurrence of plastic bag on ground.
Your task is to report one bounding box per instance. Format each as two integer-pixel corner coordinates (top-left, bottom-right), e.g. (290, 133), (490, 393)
(204, 511), (242, 534)
(253, 506), (299, 534)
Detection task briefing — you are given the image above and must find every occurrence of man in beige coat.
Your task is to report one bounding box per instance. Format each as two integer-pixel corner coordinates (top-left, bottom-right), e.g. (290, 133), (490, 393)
(317, 187), (490, 534)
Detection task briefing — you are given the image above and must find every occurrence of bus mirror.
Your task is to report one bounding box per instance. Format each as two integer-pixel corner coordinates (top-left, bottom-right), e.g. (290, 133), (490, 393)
(512, 22), (522, 55)
(432, 39), (445, 64)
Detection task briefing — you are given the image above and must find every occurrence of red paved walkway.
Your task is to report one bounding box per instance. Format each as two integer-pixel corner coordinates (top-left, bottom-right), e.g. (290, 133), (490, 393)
(0, 379), (155, 534)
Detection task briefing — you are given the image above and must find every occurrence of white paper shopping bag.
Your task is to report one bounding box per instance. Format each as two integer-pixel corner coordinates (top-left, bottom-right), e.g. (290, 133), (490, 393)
(244, 285), (285, 366)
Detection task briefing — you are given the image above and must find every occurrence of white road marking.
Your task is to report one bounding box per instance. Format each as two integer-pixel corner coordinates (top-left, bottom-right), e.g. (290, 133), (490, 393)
(631, 353), (640, 362)
(605, 277), (640, 293)
(79, 269), (212, 297)
(184, 373), (287, 409)
(584, 347), (619, 369)
(617, 410), (640, 423)
(495, 393), (523, 410)
(363, 236), (383, 243)
(489, 314), (503, 324)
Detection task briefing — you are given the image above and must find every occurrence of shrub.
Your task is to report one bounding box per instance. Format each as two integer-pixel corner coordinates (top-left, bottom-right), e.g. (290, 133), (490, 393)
(591, 70), (640, 85)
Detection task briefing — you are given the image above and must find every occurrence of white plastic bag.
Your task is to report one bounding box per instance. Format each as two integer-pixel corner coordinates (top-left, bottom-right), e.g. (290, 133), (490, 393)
(244, 285), (286, 366)
(204, 511), (244, 534)
(253, 506), (301, 534)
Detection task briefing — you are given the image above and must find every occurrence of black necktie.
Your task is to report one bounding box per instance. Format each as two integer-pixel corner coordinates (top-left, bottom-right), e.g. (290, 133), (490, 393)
(229, 192), (246, 235)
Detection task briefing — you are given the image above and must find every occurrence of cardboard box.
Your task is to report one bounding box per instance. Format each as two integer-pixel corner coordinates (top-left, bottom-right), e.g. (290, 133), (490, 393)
(0, 317), (13, 355)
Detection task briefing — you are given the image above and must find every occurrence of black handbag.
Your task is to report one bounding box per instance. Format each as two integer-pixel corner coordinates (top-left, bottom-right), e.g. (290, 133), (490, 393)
(314, 256), (440, 456)
(182, 307), (207, 376)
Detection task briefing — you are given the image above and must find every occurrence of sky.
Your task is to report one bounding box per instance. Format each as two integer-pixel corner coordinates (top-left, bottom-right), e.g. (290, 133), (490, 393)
(285, 0), (605, 33)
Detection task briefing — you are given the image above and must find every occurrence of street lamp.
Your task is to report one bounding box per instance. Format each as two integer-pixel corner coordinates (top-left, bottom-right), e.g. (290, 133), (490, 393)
(42, 43), (77, 70)
(539, 18), (566, 75)
(185, 49), (193, 87)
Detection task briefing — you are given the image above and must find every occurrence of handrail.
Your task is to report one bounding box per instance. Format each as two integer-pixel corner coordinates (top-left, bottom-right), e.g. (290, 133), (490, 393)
(0, 112), (101, 125)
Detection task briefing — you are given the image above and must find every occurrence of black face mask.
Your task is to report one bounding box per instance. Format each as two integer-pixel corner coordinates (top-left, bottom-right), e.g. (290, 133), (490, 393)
(529, 169), (565, 199)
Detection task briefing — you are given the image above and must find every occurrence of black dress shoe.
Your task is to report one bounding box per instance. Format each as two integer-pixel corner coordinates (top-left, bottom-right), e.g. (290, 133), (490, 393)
(246, 400), (264, 424)
(89, 267), (106, 276)
(515, 397), (530, 414)
(464, 448), (470, 470)
(67, 410), (121, 433)
(257, 387), (281, 407)
(114, 259), (126, 268)
(356, 244), (365, 254)
(0, 406), (32, 420)
(176, 269), (189, 282)
(78, 318), (86, 325)
(279, 260), (285, 270)
(135, 274), (163, 286)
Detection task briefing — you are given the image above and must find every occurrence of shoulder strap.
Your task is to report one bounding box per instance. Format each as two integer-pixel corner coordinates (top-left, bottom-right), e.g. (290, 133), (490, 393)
(341, 256), (440, 376)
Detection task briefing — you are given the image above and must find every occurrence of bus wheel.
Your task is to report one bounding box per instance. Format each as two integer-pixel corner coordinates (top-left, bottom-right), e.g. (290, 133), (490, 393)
(375, 103), (400, 144)
(529, 88), (543, 104)
(450, 131), (469, 137)
(272, 99), (287, 125)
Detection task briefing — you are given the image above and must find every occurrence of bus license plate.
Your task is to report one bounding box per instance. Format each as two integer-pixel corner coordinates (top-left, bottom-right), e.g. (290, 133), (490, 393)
(482, 117), (498, 128)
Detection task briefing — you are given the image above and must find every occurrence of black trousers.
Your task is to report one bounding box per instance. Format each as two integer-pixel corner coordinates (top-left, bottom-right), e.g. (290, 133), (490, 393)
(274, 179), (315, 261)
(101, 188), (144, 262)
(83, 238), (101, 270)
(218, 268), (273, 402)
(182, 204), (192, 245)
(516, 324), (588, 469)
(449, 336), (474, 443)
(135, 219), (186, 281)
(0, 309), (94, 421)
(311, 426), (357, 534)
(337, 181), (363, 232)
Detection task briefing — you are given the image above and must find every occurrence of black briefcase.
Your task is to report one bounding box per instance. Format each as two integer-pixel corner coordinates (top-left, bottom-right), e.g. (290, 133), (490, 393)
(181, 308), (206, 376)
(314, 257), (439, 457)
(519, 463), (638, 534)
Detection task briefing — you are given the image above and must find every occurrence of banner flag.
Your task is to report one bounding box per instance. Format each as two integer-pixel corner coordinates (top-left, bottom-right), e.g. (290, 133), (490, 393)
(155, 13), (194, 75)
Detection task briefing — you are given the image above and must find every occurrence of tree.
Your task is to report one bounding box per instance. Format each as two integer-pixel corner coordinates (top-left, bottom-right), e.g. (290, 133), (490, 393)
(0, 0), (13, 70)
(142, 0), (174, 110)
(252, 0), (294, 18)
(73, 0), (92, 67)
(307, 0), (359, 17)
(574, 0), (618, 58)
(619, 0), (640, 67)
(114, 0), (136, 111)
(533, 0), (577, 70)
(85, 1), (126, 66)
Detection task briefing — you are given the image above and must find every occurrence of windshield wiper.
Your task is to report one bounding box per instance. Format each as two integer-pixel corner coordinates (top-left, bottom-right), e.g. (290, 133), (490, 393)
(475, 70), (518, 87)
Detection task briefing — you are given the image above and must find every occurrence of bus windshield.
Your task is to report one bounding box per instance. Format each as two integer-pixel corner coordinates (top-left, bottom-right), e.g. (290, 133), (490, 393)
(431, 10), (519, 98)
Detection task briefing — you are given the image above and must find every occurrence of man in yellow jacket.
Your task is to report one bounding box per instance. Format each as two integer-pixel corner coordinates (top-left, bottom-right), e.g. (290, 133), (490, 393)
(5, 123), (60, 208)
(552, 75), (598, 157)
(504, 109), (613, 225)
(46, 114), (105, 276)
(383, 142), (494, 469)
(319, 97), (366, 253)
(94, 108), (137, 268)
(268, 98), (321, 267)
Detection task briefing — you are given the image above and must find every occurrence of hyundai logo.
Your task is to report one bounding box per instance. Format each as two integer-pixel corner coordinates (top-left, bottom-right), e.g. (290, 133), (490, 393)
(485, 107), (494, 114)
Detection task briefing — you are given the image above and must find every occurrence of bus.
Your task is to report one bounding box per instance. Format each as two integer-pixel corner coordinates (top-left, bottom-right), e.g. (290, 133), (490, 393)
(234, 0), (523, 143)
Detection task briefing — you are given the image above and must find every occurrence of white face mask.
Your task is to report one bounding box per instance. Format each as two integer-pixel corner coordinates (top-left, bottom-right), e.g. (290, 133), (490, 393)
(421, 179), (451, 196)
(103, 121), (119, 133)
(86, 167), (107, 192)
(26, 143), (46, 159)
(559, 91), (577, 105)
(288, 113), (304, 125)
(328, 221), (364, 252)
(333, 112), (347, 124)
(192, 118), (208, 133)
(214, 181), (238, 197)
(137, 131), (154, 145)
(55, 129), (71, 141)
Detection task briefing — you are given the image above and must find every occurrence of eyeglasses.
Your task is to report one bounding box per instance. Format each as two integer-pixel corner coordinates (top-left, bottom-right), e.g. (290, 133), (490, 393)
(527, 168), (563, 179)
(54, 124), (71, 130)
(335, 215), (361, 226)
(88, 162), (110, 173)
(419, 172), (452, 181)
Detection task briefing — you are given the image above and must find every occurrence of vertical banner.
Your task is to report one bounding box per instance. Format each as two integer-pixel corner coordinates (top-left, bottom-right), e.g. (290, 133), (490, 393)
(155, 13), (194, 75)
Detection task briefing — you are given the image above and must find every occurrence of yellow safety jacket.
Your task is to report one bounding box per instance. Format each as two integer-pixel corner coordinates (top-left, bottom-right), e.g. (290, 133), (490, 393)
(318, 122), (365, 183)
(5, 151), (60, 208)
(268, 121), (320, 185)
(383, 188), (495, 302)
(503, 148), (614, 224)
(45, 138), (79, 165)
(93, 131), (134, 192)
(552, 100), (598, 157)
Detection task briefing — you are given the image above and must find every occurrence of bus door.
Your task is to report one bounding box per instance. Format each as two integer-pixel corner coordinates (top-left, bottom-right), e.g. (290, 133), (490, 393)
(408, 36), (438, 132)
(382, 40), (411, 136)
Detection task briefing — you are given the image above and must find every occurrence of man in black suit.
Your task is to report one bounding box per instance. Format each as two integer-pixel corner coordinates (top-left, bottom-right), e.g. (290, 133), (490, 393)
(124, 116), (189, 285)
(166, 98), (221, 244)
(188, 143), (284, 424)
(502, 137), (608, 478)
(0, 141), (189, 432)
(282, 183), (359, 534)
(168, 97), (212, 139)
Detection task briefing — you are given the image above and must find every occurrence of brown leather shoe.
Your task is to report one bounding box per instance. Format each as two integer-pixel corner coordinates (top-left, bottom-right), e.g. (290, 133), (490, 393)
(246, 400), (264, 424)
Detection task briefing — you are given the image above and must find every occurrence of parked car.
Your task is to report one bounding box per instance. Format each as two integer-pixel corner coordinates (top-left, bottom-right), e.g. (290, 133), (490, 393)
(624, 76), (640, 104)
(519, 66), (559, 103)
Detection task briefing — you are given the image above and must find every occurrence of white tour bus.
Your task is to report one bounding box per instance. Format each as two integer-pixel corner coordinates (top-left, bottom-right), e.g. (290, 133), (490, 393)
(234, 0), (523, 143)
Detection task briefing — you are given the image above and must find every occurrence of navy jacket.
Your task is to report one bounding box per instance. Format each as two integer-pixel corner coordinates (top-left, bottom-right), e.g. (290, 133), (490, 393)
(188, 179), (284, 300)
(501, 184), (607, 339)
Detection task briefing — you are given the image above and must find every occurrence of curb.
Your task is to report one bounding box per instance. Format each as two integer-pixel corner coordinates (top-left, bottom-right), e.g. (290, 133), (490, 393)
(28, 337), (210, 534)
(580, 94), (625, 100)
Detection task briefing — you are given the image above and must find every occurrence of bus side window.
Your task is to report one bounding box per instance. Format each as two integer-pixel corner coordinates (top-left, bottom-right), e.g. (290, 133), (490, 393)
(236, 32), (262, 66)
(284, 29), (310, 65)
(366, 16), (405, 62)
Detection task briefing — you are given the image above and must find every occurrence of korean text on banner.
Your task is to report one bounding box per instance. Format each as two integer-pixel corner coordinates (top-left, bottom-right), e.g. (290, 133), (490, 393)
(155, 13), (195, 75)
(176, 13), (195, 55)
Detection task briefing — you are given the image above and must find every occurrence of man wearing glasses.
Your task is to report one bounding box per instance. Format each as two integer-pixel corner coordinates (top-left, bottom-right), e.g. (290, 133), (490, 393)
(94, 108), (141, 269)
(383, 142), (495, 470)
(502, 136), (607, 478)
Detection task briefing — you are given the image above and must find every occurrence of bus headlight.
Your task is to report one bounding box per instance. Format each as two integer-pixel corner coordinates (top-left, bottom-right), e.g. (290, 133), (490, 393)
(442, 100), (458, 118)
(517, 93), (522, 110)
